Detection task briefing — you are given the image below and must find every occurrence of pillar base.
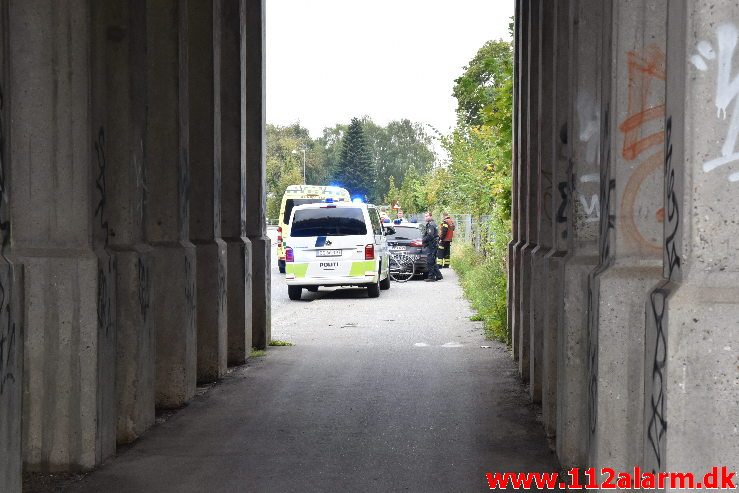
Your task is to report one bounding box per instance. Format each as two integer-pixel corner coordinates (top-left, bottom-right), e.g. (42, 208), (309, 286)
(510, 241), (524, 361)
(556, 253), (598, 469)
(225, 237), (252, 365)
(194, 239), (227, 383)
(589, 263), (662, 471)
(529, 245), (552, 402)
(0, 260), (23, 491)
(18, 250), (112, 471)
(518, 243), (537, 381)
(113, 245), (154, 443)
(542, 250), (566, 437)
(152, 242), (196, 409)
(662, 279), (739, 476)
(248, 235), (271, 350)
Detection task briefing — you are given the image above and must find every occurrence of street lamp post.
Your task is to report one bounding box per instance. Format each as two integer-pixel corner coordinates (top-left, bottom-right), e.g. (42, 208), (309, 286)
(292, 148), (306, 185)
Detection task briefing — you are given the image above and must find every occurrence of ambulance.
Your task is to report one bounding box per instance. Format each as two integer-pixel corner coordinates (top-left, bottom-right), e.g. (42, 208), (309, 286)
(284, 200), (391, 300)
(276, 185), (350, 273)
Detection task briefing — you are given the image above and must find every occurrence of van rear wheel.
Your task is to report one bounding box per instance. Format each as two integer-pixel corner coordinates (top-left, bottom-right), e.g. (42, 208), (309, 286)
(288, 286), (302, 300)
(367, 278), (380, 298)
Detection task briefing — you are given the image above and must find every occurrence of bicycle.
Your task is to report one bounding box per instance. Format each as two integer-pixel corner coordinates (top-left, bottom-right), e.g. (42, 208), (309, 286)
(388, 252), (417, 282)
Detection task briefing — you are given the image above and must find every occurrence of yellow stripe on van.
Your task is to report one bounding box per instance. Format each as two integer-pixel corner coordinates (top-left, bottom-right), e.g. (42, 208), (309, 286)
(285, 263), (309, 278)
(349, 261), (376, 277)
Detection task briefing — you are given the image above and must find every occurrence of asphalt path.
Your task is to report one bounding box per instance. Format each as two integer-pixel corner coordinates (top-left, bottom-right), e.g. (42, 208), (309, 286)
(67, 228), (559, 492)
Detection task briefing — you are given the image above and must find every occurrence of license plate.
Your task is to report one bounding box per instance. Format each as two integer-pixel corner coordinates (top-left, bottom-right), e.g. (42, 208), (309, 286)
(390, 246), (406, 251)
(317, 249), (341, 257)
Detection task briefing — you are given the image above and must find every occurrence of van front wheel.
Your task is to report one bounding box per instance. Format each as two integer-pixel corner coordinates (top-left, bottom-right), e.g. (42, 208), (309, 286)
(380, 273), (390, 290)
(288, 286), (302, 300)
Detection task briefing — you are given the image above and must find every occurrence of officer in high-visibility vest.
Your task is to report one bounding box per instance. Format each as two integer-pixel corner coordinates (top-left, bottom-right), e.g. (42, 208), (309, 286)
(436, 213), (455, 268)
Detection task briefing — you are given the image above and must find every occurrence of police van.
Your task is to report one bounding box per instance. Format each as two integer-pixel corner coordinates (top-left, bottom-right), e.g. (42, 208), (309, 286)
(284, 200), (391, 300)
(276, 185), (351, 273)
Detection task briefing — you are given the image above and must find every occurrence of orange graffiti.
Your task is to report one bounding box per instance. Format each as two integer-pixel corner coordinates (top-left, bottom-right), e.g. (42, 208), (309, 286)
(619, 44), (666, 253)
(619, 45), (666, 161)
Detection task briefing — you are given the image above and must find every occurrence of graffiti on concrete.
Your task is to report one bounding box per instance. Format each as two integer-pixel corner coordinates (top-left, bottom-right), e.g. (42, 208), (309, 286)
(620, 46), (666, 160)
(645, 116), (680, 473)
(576, 92), (601, 166)
(579, 193), (600, 223)
(663, 118), (681, 280)
(0, 84), (16, 396)
(556, 181), (568, 238)
(619, 45), (666, 253)
(94, 127), (111, 246)
(138, 257), (150, 322)
(94, 128), (115, 336)
(691, 23), (739, 182)
(218, 250), (226, 313)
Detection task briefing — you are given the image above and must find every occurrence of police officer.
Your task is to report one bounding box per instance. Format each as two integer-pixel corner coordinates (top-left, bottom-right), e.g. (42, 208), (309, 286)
(423, 211), (443, 282)
(437, 213), (455, 268)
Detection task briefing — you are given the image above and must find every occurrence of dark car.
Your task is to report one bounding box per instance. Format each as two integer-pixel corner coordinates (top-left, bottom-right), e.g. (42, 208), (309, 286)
(385, 223), (427, 276)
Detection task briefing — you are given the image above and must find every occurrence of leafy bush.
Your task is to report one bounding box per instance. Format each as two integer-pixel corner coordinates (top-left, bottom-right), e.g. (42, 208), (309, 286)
(452, 234), (509, 343)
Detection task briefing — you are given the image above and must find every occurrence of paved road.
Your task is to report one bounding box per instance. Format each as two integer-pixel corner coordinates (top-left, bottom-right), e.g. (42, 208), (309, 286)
(68, 230), (559, 492)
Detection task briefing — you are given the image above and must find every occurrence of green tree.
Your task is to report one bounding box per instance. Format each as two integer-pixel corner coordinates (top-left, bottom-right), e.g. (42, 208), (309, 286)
(398, 166), (427, 213)
(384, 175), (401, 208)
(336, 118), (375, 200)
(316, 123), (347, 183)
(452, 37), (513, 156)
(363, 118), (436, 200)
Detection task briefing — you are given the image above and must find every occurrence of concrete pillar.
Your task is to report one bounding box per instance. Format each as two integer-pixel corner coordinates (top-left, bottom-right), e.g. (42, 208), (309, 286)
(0, 263), (22, 490)
(243, 0), (270, 350)
(556, 0), (604, 470)
(541, 0), (570, 437)
(586, 0), (667, 473)
(529, 0), (556, 403)
(8, 1), (115, 470)
(90, 0), (155, 445)
(510, 0), (528, 363)
(147, 0), (197, 409)
(507, 0), (521, 350)
(518, 0), (540, 381)
(642, 0), (739, 479)
(220, 0), (252, 366)
(189, 0), (228, 383)
(0, 4), (24, 486)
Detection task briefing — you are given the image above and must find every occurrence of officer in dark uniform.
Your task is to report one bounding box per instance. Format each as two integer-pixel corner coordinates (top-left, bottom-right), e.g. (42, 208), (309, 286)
(422, 212), (443, 282)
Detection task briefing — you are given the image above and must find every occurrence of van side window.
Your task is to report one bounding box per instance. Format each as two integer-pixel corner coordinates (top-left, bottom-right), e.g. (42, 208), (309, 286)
(369, 208), (382, 235)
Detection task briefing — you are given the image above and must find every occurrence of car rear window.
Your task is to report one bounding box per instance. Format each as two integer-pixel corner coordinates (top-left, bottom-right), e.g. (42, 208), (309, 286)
(392, 225), (422, 240)
(291, 207), (367, 237)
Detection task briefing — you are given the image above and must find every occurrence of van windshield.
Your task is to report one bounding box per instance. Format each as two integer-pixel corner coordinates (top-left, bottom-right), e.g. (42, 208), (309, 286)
(283, 198), (325, 224)
(291, 207), (367, 237)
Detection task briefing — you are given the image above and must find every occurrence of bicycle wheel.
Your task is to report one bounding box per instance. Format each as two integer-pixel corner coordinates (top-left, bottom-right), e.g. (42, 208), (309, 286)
(389, 253), (415, 282)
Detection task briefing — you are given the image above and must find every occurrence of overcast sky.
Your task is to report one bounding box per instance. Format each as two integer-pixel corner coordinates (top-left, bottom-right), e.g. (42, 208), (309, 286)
(266, 0), (514, 138)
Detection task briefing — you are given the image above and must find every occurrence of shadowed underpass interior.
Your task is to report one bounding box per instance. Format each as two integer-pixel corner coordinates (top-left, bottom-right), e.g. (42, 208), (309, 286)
(67, 268), (558, 492)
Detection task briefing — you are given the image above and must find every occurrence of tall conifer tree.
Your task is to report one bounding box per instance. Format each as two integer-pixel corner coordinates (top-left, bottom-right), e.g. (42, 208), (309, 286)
(337, 118), (375, 201)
